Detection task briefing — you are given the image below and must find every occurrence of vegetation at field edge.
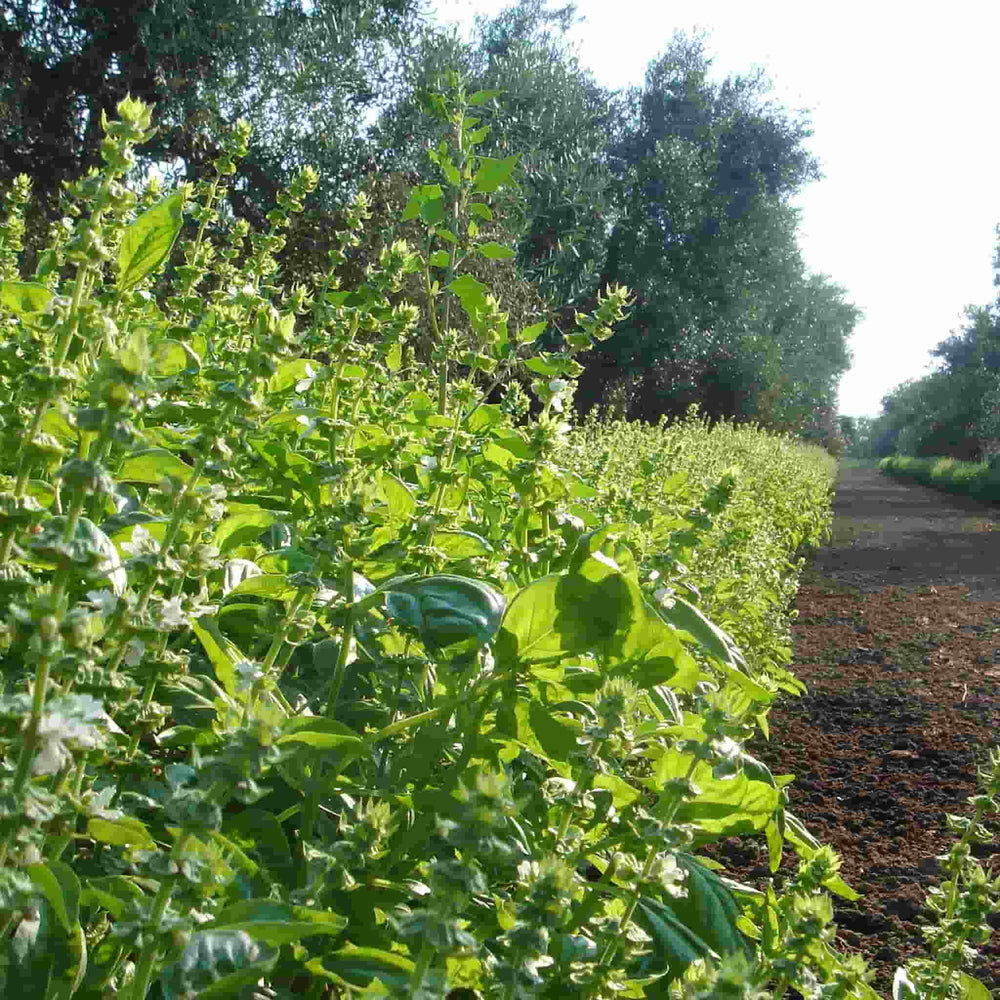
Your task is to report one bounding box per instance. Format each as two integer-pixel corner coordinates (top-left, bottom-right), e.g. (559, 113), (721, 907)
(880, 455), (1000, 503)
(0, 64), (994, 1000)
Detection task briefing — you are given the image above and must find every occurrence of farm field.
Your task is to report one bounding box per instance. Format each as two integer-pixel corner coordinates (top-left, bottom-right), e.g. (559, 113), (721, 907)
(713, 463), (1000, 994)
(0, 89), (994, 998)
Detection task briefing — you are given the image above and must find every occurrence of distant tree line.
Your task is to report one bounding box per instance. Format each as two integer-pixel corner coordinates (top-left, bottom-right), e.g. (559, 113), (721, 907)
(847, 231), (1000, 461)
(0, 0), (859, 432)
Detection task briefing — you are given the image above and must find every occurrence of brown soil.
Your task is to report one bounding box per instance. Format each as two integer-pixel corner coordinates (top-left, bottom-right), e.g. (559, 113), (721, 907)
(712, 463), (1000, 995)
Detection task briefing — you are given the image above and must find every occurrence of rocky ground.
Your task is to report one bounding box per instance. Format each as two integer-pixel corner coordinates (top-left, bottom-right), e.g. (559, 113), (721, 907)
(710, 463), (1000, 995)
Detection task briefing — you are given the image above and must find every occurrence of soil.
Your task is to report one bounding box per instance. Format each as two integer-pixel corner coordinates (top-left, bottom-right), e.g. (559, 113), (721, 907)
(707, 463), (1000, 996)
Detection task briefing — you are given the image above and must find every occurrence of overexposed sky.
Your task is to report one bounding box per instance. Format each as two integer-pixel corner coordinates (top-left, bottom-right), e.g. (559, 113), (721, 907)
(430, 0), (1000, 417)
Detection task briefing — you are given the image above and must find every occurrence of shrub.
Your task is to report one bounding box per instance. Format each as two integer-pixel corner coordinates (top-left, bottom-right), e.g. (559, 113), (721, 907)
(881, 454), (1000, 503)
(0, 87), (993, 1000)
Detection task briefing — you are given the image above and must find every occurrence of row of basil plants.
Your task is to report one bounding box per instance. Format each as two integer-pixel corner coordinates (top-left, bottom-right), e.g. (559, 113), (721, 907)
(0, 82), (993, 1000)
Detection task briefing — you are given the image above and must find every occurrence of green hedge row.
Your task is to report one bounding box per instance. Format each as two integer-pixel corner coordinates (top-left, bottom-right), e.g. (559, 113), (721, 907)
(880, 454), (1000, 502)
(569, 413), (837, 699)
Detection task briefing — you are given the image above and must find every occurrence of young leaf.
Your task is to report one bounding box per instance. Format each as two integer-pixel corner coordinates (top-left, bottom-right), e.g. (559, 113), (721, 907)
(117, 190), (184, 291)
(495, 573), (618, 668)
(210, 899), (348, 945)
(430, 529), (493, 558)
(386, 341), (402, 371)
(655, 595), (748, 670)
(212, 509), (278, 554)
(473, 154), (520, 194)
(657, 854), (754, 963)
(632, 896), (712, 980)
(420, 197), (446, 225)
(224, 809), (294, 881)
(34, 516), (126, 595)
(0, 280), (52, 315)
(117, 448), (199, 486)
(150, 338), (190, 377)
(447, 273), (488, 317)
(401, 184), (444, 222)
(477, 241), (515, 259)
(519, 321), (546, 344)
(958, 973), (991, 1000)
(527, 701), (579, 762)
(86, 816), (155, 849)
(314, 945), (414, 989)
(524, 356), (562, 377)
(27, 861), (81, 934)
(468, 89), (502, 106)
(191, 616), (243, 696)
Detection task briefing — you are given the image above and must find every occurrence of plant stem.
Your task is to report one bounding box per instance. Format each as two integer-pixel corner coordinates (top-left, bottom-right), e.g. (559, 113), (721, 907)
(128, 832), (192, 1000)
(243, 589), (308, 725)
(926, 801), (988, 999)
(325, 561), (356, 718)
(408, 938), (435, 998)
(598, 755), (700, 971)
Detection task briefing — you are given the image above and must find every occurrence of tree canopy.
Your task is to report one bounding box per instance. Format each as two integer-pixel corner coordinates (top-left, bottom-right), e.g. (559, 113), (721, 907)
(0, 0), (427, 220)
(369, 9), (858, 430)
(862, 227), (1000, 460)
(1, 0), (860, 435)
(576, 33), (856, 426)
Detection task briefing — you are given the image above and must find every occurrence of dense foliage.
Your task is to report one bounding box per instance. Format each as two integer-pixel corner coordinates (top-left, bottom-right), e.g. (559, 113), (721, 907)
(1, 0), (859, 433)
(879, 454), (1000, 501)
(0, 90), (995, 1000)
(374, 7), (860, 429)
(0, 0), (428, 224)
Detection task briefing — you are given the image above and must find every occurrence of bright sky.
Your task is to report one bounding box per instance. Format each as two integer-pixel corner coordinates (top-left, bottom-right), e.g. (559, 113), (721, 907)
(429, 0), (1000, 418)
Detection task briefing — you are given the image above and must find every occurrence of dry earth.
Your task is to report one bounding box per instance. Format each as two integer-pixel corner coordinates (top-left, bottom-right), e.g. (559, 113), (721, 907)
(708, 463), (1000, 995)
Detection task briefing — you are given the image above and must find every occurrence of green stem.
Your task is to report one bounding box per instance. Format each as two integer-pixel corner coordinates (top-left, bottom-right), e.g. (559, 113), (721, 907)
(108, 450), (212, 675)
(408, 938), (436, 998)
(541, 508), (552, 576)
(556, 743), (603, 847)
(325, 562), (356, 718)
(0, 648), (55, 866)
(45, 761), (87, 862)
(9, 655), (52, 794)
(327, 313), (360, 478)
(0, 162), (122, 562)
(598, 755), (700, 971)
(926, 803), (987, 999)
(243, 589), (308, 725)
(129, 832), (192, 1000)
(432, 402), (466, 516)
(376, 638), (414, 784)
(297, 793), (319, 890)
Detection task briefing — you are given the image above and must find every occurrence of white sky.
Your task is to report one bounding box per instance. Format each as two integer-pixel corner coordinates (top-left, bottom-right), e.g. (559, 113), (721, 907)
(429, 0), (1000, 418)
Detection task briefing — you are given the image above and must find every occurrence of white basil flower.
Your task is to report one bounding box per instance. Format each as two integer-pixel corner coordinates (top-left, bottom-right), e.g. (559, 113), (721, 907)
(548, 378), (571, 412)
(235, 661), (264, 693)
(124, 638), (146, 666)
(33, 710), (103, 775)
(158, 596), (187, 629)
(86, 589), (118, 617)
(121, 525), (159, 556)
(206, 500), (227, 521)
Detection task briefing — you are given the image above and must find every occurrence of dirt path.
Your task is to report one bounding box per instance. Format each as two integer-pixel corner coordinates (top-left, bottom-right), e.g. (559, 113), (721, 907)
(806, 463), (1000, 598)
(709, 463), (1000, 995)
